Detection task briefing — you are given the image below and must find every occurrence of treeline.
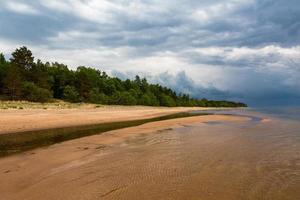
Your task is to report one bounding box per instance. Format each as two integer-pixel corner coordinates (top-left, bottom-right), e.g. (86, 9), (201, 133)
(0, 47), (246, 107)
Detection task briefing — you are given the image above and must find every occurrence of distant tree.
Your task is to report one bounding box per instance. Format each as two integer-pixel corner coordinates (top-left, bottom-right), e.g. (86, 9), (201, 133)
(63, 85), (79, 103)
(160, 94), (176, 107)
(88, 88), (108, 104)
(123, 79), (132, 90)
(0, 53), (8, 94)
(22, 82), (52, 102)
(112, 77), (125, 91)
(110, 91), (137, 105)
(140, 78), (149, 93)
(134, 75), (141, 86)
(48, 63), (74, 99)
(0, 46), (247, 107)
(29, 59), (50, 89)
(10, 46), (34, 79)
(139, 92), (159, 106)
(75, 68), (91, 100)
(0, 53), (6, 64)
(101, 71), (108, 78)
(4, 64), (22, 100)
(103, 79), (117, 96)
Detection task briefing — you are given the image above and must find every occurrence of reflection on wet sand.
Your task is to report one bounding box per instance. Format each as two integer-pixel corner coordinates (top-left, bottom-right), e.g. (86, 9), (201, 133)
(0, 112), (299, 200)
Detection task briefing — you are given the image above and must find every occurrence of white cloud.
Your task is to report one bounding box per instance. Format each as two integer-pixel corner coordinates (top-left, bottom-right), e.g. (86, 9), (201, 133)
(190, 0), (253, 23)
(39, 0), (173, 23)
(39, 0), (123, 24)
(38, 0), (71, 12)
(4, 1), (39, 15)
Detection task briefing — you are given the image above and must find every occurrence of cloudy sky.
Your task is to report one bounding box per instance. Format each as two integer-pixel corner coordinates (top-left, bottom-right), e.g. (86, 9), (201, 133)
(0, 0), (300, 106)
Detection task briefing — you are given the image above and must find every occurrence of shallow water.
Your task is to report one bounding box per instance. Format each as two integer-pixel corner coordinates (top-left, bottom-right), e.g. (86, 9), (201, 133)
(95, 112), (300, 200)
(47, 109), (300, 199)
(3, 108), (300, 200)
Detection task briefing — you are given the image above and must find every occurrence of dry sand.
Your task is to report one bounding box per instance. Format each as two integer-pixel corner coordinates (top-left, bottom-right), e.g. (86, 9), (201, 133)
(0, 106), (208, 134)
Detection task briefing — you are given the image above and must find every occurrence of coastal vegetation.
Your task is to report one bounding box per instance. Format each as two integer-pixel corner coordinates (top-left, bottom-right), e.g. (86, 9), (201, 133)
(0, 47), (246, 107)
(0, 100), (87, 109)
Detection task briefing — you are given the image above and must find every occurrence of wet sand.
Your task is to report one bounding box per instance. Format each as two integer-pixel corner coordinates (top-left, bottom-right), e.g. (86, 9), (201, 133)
(0, 111), (299, 200)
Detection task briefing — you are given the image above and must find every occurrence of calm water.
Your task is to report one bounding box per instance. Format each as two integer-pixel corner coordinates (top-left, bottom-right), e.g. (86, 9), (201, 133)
(255, 106), (300, 121)
(193, 106), (300, 121)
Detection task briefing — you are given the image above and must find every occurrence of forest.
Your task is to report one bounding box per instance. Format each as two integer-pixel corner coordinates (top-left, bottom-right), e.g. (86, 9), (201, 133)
(0, 47), (246, 107)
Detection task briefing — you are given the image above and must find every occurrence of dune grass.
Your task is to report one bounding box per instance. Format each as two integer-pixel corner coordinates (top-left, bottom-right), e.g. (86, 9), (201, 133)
(0, 100), (103, 110)
(0, 112), (210, 157)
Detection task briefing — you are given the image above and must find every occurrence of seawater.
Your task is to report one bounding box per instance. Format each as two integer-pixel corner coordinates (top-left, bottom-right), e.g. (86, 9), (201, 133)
(255, 106), (300, 121)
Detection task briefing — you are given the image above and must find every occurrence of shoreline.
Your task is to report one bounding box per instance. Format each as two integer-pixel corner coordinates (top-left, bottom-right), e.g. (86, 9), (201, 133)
(0, 112), (212, 157)
(0, 105), (231, 134)
(0, 113), (252, 199)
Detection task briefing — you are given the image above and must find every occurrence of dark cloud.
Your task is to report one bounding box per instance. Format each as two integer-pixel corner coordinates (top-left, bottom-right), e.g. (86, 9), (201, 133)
(1, 0), (300, 48)
(0, 0), (300, 106)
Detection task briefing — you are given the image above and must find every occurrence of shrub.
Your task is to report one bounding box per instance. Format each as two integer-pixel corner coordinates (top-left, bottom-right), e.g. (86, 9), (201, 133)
(160, 94), (176, 107)
(63, 85), (79, 103)
(88, 88), (108, 104)
(22, 82), (52, 102)
(110, 91), (137, 105)
(139, 92), (160, 106)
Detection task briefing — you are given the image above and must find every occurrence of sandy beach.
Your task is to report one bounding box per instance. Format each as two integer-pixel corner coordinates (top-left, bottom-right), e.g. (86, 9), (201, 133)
(0, 106), (207, 134)
(0, 108), (299, 200)
(1, 1), (299, 199)
(0, 113), (250, 200)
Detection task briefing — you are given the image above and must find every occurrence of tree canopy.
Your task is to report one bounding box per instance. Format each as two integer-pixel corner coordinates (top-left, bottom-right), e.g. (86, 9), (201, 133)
(0, 47), (247, 107)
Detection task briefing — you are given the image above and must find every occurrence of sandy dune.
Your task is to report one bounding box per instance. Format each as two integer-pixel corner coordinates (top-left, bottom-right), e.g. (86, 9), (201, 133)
(0, 106), (207, 134)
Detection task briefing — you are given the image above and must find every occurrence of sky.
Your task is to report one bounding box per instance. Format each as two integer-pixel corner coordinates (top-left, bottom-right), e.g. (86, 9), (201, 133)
(0, 0), (300, 106)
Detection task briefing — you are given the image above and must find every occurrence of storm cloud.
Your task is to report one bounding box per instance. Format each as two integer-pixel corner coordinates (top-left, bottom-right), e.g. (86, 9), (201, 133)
(0, 0), (299, 105)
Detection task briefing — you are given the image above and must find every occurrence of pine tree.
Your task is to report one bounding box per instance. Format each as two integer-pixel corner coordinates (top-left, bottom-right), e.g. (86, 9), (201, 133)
(10, 46), (34, 79)
(4, 64), (22, 100)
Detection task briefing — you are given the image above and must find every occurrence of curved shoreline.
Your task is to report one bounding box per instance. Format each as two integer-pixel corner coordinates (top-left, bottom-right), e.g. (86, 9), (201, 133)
(0, 112), (211, 157)
(0, 113), (254, 199)
(0, 106), (209, 134)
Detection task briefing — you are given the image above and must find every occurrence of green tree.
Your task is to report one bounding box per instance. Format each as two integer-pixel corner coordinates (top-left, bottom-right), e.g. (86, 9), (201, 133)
(10, 46), (34, 79)
(22, 82), (52, 102)
(140, 78), (149, 93)
(29, 59), (50, 89)
(160, 94), (176, 107)
(139, 92), (159, 106)
(63, 85), (80, 103)
(0, 53), (8, 94)
(75, 67), (103, 100)
(0, 46), (247, 107)
(0, 53), (6, 64)
(48, 63), (74, 99)
(88, 88), (108, 104)
(4, 64), (22, 100)
(103, 79), (117, 96)
(110, 91), (137, 105)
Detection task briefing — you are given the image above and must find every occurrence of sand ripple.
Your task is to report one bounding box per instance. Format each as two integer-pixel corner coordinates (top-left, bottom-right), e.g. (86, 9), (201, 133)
(0, 114), (299, 200)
